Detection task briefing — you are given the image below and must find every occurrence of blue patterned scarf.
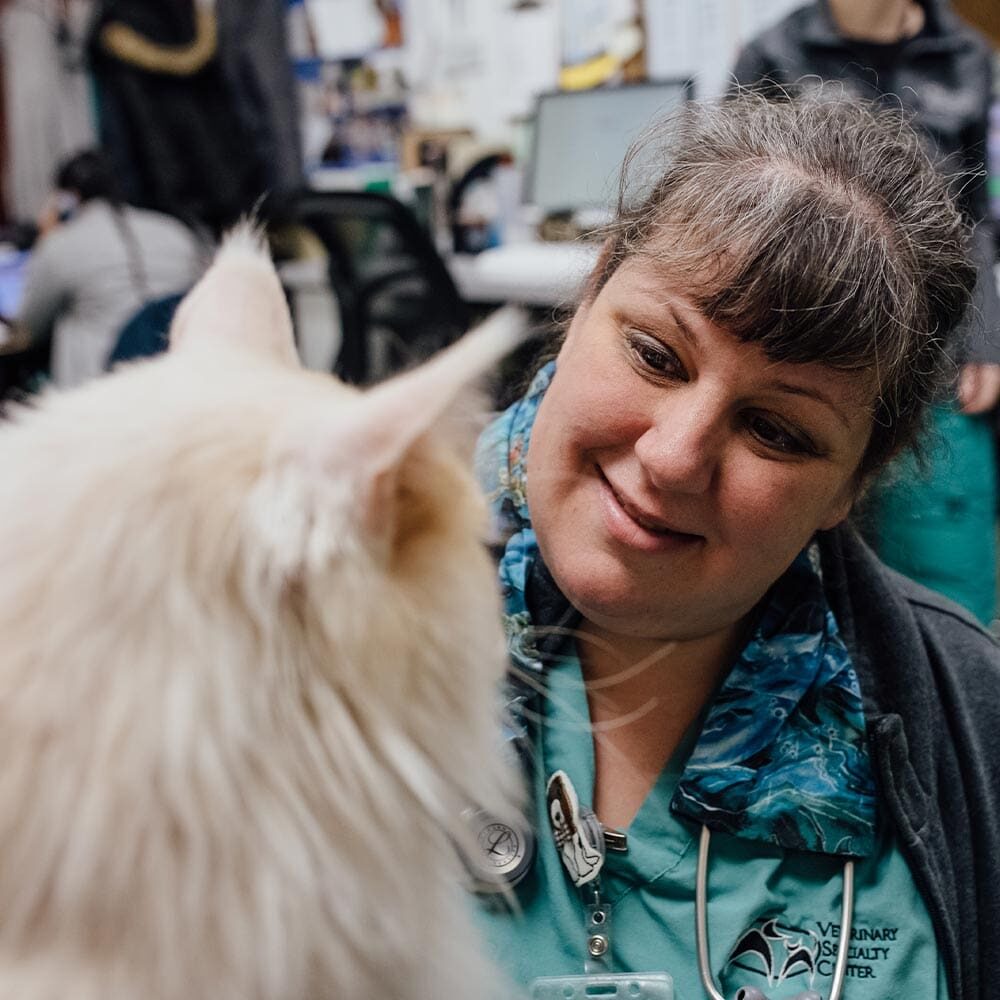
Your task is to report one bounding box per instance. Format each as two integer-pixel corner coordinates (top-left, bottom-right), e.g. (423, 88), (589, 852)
(475, 363), (877, 858)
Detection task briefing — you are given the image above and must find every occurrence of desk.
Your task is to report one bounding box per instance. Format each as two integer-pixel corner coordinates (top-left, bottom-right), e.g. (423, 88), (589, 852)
(447, 241), (600, 307)
(308, 164), (398, 193)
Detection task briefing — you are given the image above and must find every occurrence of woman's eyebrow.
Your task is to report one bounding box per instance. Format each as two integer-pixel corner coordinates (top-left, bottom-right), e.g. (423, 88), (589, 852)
(766, 380), (854, 430)
(663, 303), (698, 347)
(653, 295), (860, 432)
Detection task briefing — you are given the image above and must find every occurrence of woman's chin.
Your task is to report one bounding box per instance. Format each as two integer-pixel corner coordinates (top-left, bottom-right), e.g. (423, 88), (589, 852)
(550, 552), (751, 644)
(552, 559), (676, 634)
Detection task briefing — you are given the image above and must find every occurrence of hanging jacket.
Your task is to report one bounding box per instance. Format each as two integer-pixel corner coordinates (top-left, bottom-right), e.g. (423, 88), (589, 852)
(89, 0), (299, 232)
(215, 0), (302, 202)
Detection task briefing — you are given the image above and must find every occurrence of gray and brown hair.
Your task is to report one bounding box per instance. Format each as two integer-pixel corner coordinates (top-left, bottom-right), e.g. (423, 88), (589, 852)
(588, 92), (978, 479)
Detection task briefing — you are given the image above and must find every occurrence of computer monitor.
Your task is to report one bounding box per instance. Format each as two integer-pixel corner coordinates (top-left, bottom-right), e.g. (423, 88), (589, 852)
(526, 80), (692, 219)
(0, 250), (29, 321)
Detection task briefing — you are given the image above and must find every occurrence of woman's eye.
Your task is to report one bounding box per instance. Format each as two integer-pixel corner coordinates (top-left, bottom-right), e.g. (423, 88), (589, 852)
(627, 333), (686, 379)
(747, 413), (814, 456)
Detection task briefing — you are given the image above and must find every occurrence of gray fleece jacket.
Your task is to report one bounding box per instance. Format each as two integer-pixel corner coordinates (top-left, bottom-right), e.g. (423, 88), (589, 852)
(821, 524), (1000, 1000)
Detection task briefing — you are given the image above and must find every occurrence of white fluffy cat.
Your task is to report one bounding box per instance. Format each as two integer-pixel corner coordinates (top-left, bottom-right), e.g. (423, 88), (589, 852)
(0, 230), (521, 999)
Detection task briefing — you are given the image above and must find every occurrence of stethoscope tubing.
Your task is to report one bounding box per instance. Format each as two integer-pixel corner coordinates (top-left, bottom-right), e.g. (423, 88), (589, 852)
(695, 825), (855, 1000)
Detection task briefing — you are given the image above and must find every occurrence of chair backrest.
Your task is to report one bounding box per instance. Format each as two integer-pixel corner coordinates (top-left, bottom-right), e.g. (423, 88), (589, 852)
(265, 190), (469, 384)
(105, 292), (186, 370)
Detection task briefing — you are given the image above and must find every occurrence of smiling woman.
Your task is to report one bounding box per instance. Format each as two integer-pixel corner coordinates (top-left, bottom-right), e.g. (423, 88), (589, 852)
(474, 94), (1000, 1000)
(529, 263), (874, 647)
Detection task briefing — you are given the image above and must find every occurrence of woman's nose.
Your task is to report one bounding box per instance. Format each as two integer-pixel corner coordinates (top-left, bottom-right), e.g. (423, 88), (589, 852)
(633, 394), (725, 495)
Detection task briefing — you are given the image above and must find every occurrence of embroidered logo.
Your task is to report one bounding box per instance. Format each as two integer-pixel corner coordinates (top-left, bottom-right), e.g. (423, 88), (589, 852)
(726, 917), (820, 990)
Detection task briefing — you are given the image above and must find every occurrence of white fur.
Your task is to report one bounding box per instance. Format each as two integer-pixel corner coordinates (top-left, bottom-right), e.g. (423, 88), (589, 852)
(0, 234), (520, 999)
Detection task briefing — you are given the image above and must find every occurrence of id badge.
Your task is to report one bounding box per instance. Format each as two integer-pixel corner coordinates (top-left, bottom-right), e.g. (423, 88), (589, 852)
(534, 774), (672, 999)
(530, 972), (674, 1000)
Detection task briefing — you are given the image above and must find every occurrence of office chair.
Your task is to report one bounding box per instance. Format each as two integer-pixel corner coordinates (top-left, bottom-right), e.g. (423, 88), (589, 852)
(265, 190), (469, 384)
(105, 292), (185, 369)
(0, 340), (50, 411)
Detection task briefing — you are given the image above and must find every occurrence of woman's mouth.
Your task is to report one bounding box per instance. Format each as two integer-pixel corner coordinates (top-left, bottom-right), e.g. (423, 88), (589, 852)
(597, 469), (704, 552)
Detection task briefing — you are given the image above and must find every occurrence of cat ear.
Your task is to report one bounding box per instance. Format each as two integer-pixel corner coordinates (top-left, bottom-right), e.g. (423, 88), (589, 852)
(169, 223), (299, 366)
(325, 306), (529, 539)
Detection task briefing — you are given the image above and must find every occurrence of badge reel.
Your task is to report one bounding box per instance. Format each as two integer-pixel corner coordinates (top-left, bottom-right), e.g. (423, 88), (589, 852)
(530, 771), (675, 1000)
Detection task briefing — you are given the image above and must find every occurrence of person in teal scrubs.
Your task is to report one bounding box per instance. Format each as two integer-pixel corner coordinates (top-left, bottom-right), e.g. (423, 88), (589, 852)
(473, 94), (1000, 1000)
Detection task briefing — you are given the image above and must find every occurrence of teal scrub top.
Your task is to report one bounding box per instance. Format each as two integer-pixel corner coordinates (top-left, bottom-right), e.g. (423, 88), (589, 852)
(476, 654), (949, 1000)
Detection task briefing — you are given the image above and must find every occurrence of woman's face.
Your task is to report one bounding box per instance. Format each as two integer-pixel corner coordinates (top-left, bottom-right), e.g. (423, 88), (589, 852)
(526, 257), (874, 643)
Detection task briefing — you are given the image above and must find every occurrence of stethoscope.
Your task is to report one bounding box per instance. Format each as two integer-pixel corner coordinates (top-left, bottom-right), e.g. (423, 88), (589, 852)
(695, 824), (856, 1000)
(468, 773), (858, 1000)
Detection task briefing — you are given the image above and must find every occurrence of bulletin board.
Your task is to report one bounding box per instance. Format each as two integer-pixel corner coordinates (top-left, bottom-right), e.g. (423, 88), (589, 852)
(400, 0), (809, 140)
(290, 0), (813, 157)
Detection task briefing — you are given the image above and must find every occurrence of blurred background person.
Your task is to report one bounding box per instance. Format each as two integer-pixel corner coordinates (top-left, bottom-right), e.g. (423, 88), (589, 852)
(732, 0), (1000, 624)
(16, 149), (206, 390)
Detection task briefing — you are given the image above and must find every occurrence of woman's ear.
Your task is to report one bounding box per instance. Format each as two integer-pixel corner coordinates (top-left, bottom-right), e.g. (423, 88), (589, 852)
(818, 496), (854, 532)
(819, 471), (866, 531)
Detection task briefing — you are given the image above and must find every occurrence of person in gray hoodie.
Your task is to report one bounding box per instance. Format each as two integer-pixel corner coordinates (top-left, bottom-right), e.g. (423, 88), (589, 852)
(16, 149), (205, 389)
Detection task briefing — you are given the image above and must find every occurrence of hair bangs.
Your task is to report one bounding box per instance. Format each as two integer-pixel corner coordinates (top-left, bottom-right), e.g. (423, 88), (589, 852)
(637, 171), (903, 373)
(590, 94), (976, 476)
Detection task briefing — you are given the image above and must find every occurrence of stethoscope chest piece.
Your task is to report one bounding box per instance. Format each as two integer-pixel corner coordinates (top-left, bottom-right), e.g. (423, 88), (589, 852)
(464, 808), (535, 890)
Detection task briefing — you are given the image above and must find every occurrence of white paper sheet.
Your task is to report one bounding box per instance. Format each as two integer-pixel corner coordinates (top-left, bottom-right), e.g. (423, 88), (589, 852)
(494, 4), (560, 123)
(306, 0), (384, 60)
(646, 0), (808, 97)
(643, 0), (696, 81)
(692, 0), (739, 97)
